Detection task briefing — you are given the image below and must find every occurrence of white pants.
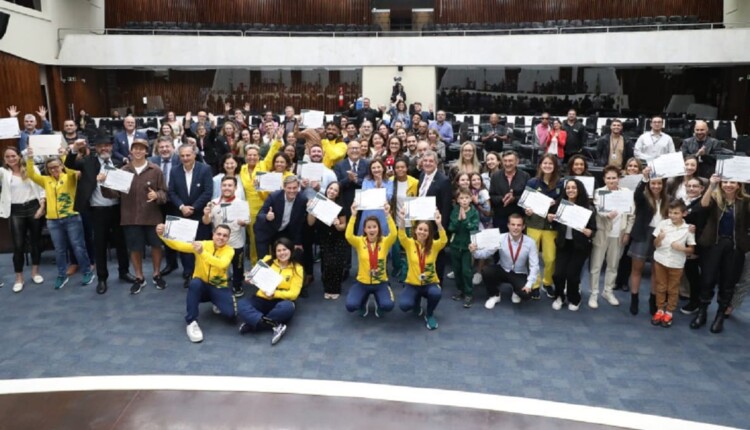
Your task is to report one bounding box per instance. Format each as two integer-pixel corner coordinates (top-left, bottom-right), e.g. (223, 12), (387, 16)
(589, 234), (622, 296)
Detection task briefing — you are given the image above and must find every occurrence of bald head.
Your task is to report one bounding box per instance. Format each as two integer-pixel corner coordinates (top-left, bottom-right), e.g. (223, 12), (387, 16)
(694, 120), (709, 140)
(489, 113), (499, 125)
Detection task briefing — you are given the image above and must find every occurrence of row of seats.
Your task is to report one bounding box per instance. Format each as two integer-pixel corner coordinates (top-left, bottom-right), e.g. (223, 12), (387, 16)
(114, 21), (381, 35)
(422, 15), (712, 35)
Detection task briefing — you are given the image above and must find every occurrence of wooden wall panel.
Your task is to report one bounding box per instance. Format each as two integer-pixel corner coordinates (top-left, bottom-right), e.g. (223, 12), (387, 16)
(105, 0), (370, 28)
(435, 0), (723, 24)
(0, 51), (43, 149)
(108, 70), (217, 116)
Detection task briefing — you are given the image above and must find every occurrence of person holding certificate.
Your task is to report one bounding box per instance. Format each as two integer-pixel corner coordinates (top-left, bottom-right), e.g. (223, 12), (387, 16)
(666, 155), (699, 201)
(345, 202), (397, 318)
(524, 154), (565, 299)
(237, 237), (302, 346)
(357, 159), (394, 236)
(691, 174), (750, 334)
(26, 148), (95, 290)
(397, 209), (446, 330)
(254, 175), (308, 261)
(628, 166), (668, 316)
(239, 136), (283, 265)
(590, 166), (635, 310)
(307, 182), (347, 299)
(157, 223), (236, 343)
(476, 214), (540, 309)
(202, 176), (250, 298)
(546, 179), (596, 311)
(614, 158), (644, 291)
(100, 138), (168, 295)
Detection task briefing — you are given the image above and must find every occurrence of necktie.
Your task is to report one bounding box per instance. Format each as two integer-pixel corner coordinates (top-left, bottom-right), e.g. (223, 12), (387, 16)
(162, 159), (170, 186)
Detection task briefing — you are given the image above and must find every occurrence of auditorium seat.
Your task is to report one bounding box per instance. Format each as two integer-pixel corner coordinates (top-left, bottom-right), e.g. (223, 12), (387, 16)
(715, 121), (733, 143)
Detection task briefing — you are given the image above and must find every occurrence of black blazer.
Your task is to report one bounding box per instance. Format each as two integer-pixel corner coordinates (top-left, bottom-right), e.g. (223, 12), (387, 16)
(334, 157), (369, 218)
(254, 190), (309, 247)
(631, 180), (662, 239)
(551, 201), (597, 251)
(64, 151), (123, 213)
(168, 161), (214, 239)
(418, 170), (451, 231)
(489, 168), (530, 218)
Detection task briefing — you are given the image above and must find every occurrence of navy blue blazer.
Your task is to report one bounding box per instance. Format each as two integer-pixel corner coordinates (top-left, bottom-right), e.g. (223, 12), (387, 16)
(254, 190), (308, 247)
(167, 161), (213, 226)
(113, 130), (148, 163)
(149, 154), (180, 174)
(418, 170), (452, 231)
(334, 157), (369, 217)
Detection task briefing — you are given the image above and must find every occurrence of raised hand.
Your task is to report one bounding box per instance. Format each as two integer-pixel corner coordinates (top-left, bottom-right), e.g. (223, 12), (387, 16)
(434, 210), (442, 225)
(224, 102), (231, 112)
(192, 241), (204, 254)
(36, 106), (47, 118)
(185, 112), (192, 123)
(7, 105), (18, 117)
(266, 207), (275, 221)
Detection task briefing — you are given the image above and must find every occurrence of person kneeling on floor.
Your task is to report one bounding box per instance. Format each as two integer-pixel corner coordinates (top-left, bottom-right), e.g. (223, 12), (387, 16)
(157, 223), (236, 343)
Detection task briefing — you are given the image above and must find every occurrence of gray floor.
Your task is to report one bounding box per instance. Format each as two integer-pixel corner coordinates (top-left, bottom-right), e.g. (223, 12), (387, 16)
(0, 252), (747, 428)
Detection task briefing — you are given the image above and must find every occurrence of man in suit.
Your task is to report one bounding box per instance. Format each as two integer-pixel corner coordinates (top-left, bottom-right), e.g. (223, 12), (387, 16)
(150, 136), (181, 276)
(168, 144), (214, 287)
(489, 150), (530, 232)
(334, 140), (369, 276)
(65, 132), (133, 294)
(254, 175), (308, 260)
(418, 150), (452, 281)
(113, 115), (148, 164)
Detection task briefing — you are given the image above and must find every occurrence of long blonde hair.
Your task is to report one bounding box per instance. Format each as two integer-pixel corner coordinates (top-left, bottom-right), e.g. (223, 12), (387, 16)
(712, 181), (748, 212)
(457, 142), (480, 174)
(3, 147), (27, 180)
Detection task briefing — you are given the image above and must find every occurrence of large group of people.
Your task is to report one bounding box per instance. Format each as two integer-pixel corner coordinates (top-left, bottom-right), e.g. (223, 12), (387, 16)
(2, 101), (748, 347)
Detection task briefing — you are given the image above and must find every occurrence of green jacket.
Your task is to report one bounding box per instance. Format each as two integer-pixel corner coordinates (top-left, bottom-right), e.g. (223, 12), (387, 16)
(449, 205), (479, 249)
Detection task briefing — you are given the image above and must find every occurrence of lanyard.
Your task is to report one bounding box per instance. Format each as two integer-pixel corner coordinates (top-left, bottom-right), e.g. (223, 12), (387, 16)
(508, 235), (523, 271)
(416, 242), (426, 274)
(366, 240), (379, 271)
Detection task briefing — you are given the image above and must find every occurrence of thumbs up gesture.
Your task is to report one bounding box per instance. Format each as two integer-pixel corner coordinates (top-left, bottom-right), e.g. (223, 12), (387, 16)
(266, 206), (275, 221)
(146, 187), (157, 202)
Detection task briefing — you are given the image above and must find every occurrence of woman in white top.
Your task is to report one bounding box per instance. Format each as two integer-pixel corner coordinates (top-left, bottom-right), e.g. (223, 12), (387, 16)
(0, 146), (46, 292)
(212, 153), (246, 201)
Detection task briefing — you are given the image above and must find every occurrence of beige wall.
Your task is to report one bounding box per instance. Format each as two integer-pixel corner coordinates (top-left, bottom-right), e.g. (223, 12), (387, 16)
(724, 0), (750, 27)
(362, 66), (436, 114)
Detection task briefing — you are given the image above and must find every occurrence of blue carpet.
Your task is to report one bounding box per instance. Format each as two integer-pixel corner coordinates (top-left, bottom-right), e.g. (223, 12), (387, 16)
(0, 251), (748, 428)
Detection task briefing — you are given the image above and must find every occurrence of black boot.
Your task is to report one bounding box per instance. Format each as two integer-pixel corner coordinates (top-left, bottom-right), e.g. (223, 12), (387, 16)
(690, 303), (708, 329)
(649, 294), (657, 316)
(710, 306), (727, 334)
(630, 293), (639, 315)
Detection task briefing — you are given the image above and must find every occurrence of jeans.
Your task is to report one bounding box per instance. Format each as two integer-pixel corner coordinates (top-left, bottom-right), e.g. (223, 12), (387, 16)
(345, 281), (395, 313)
(237, 295), (295, 330)
(185, 279), (237, 323)
(399, 283), (442, 316)
(47, 215), (91, 277)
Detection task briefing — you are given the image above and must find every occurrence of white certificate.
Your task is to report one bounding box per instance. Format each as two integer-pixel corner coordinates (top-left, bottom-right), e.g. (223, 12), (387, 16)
(554, 200), (593, 232)
(0, 117), (20, 139)
(257, 172), (283, 191)
(299, 162), (325, 182)
(29, 135), (63, 156)
(248, 260), (282, 296)
(102, 168), (134, 194)
(598, 189), (634, 214)
(567, 176), (595, 198)
(717, 156), (750, 183)
(648, 152), (685, 178)
(470, 228), (502, 251)
(619, 174), (643, 192)
(221, 201), (250, 223)
(355, 188), (387, 210)
(307, 192), (342, 226)
(301, 110), (325, 129)
(405, 196), (436, 221)
(163, 215), (199, 242)
(518, 187), (554, 217)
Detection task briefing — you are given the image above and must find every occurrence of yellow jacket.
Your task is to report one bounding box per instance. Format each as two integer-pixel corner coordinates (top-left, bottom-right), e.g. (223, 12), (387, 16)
(345, 212), (397, 284)
(26, 157), (78, 219)
(160, 237), (234, 288)
(240, 138), (283, 218)
(403, 175), (419, 197)
(321, 138), (347, 169)
(255, 256), (303, 301)
(398, 227), (448, 286)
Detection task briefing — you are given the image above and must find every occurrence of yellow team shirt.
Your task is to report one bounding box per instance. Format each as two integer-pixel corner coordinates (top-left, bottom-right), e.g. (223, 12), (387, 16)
(398, 227), (448, 286)
(345, 213), (397, 284)
(255, 256), (303, 301)
(321, 138), (347, 169)
(160, 237), (234, 288)
(26, 157), (78, 219)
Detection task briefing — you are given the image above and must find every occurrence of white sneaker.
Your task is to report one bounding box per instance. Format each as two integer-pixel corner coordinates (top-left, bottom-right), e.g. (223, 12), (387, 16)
(212, 305), (221, 315)
(31, 275), (44, 284)
(271, 323), (287, 345)
(12, 282), (24, 293)
(472, 273), (483, 285)
(484, 295), (501, 309)
(568, 302), (580, 311)
(446, 271), (455, 279)
(602, 291), (620, 306)
(186, 321), (203, 343)
(588, 294), (599, 309)
(552, 297), (563, 310)
(511, 292), (521, 304)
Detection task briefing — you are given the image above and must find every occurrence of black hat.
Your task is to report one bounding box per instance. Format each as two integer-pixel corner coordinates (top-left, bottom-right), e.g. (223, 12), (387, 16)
(93, 129), (112, 145)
